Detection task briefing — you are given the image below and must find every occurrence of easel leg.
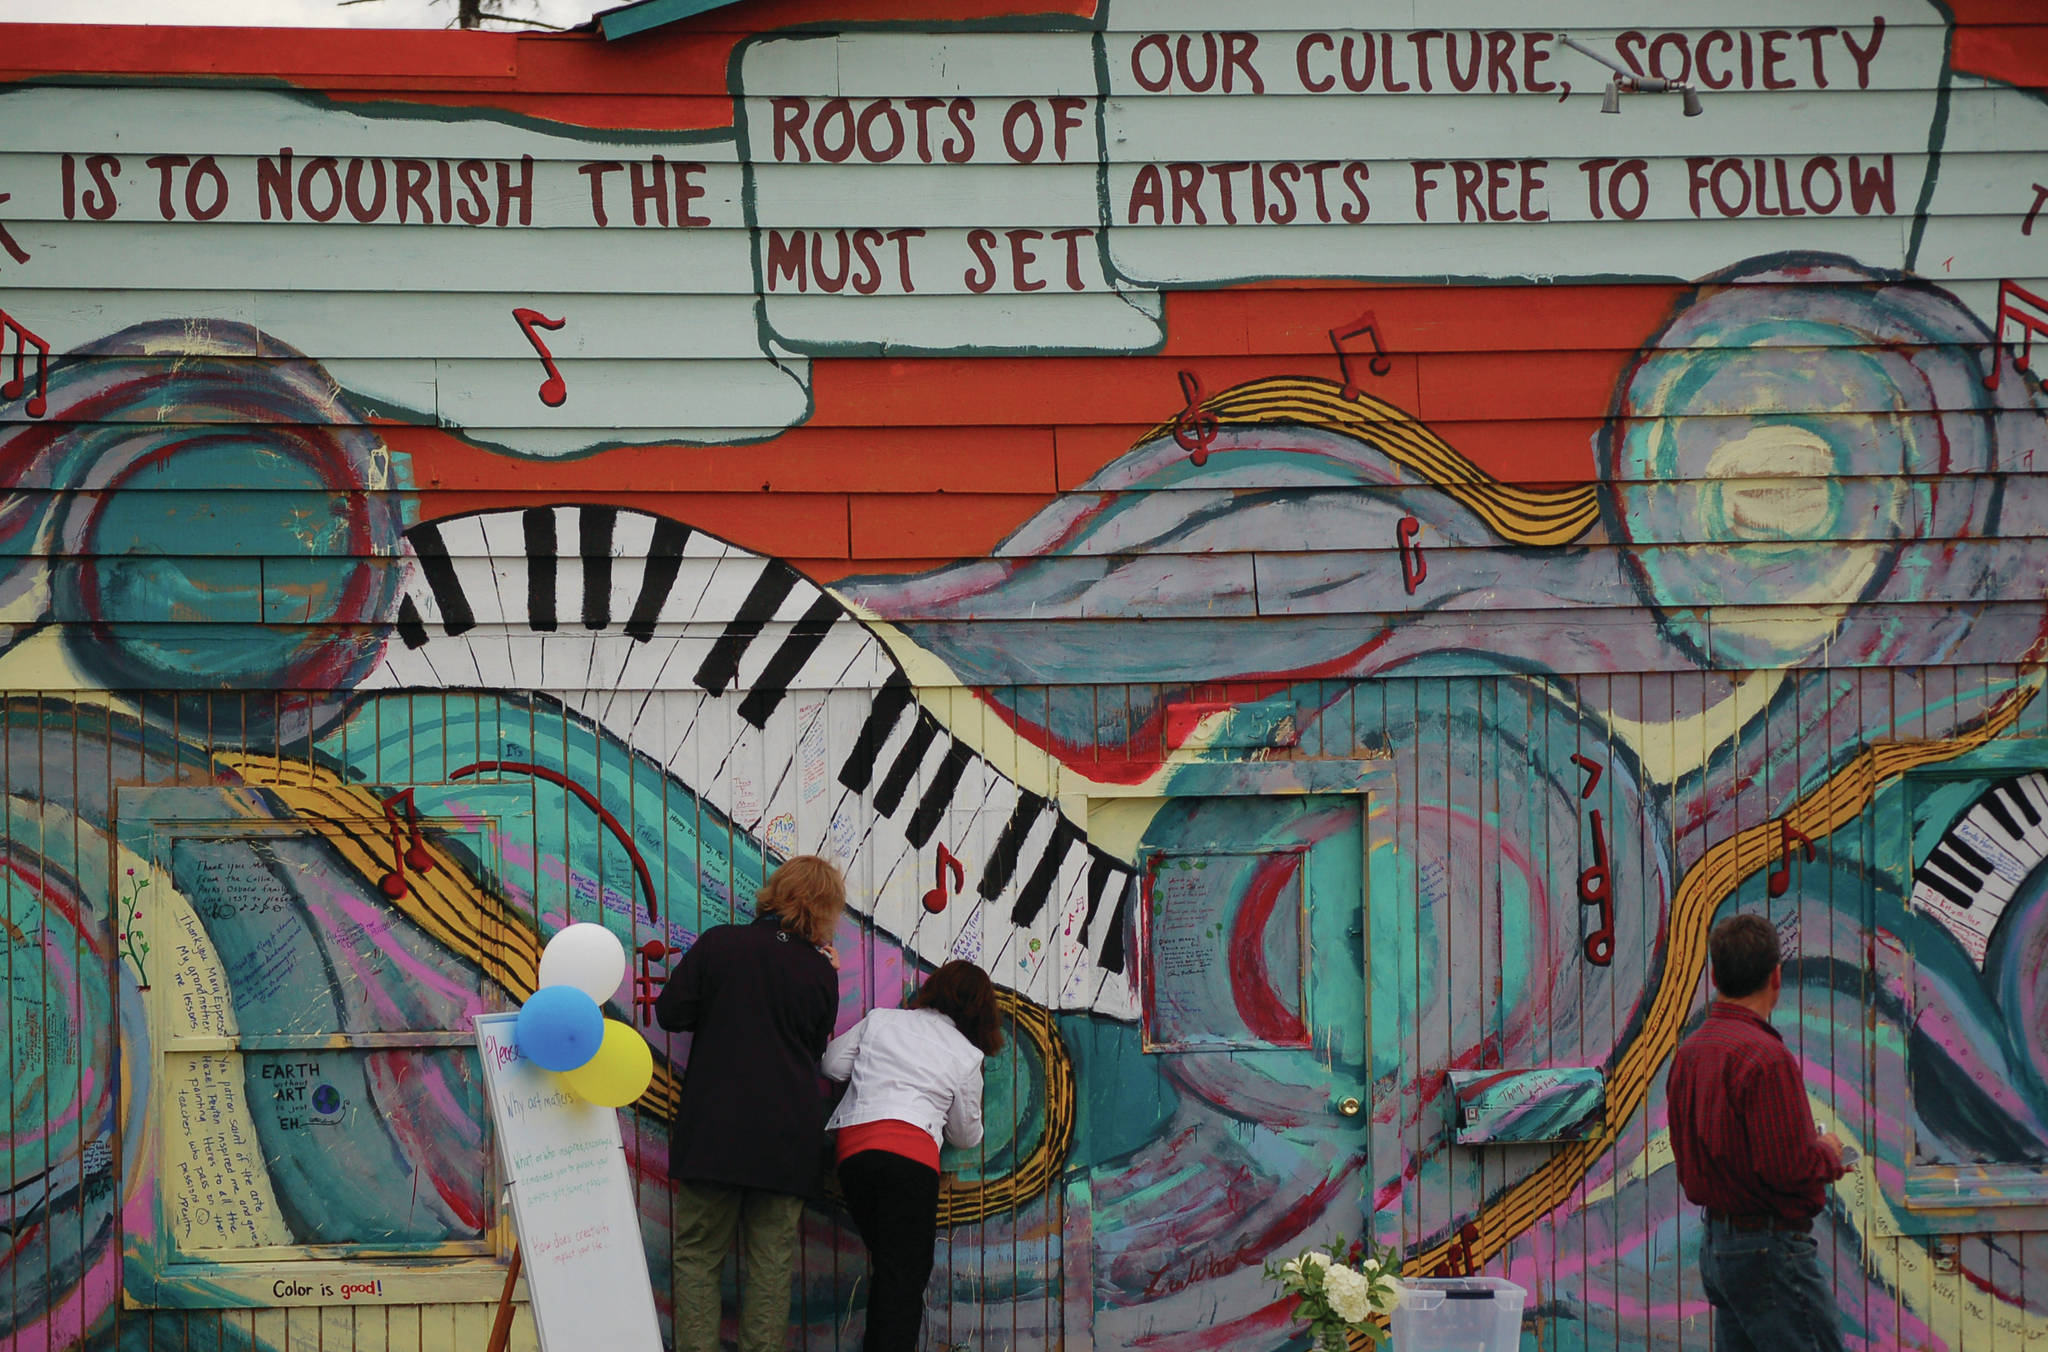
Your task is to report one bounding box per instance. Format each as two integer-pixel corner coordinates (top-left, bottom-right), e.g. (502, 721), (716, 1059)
(486, 1246), (523, 1352)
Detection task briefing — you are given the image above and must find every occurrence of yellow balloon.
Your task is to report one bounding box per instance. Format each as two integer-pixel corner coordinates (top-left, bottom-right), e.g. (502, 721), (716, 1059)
(559, 1019), (654, 1108)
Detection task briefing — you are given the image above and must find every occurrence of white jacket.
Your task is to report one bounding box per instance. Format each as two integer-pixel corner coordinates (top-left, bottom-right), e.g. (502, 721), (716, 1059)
(822, 1006), (986, 1151)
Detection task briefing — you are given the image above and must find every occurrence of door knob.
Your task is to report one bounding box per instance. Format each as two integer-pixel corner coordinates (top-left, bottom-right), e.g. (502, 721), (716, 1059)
(1337, 1096), (1362, 1117)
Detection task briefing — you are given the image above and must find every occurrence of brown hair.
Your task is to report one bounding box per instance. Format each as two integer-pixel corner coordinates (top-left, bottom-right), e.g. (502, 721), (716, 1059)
(755, 855), (845, 947)
(1709, 913), (1781, 999)
(912, 961), (1004, 1056)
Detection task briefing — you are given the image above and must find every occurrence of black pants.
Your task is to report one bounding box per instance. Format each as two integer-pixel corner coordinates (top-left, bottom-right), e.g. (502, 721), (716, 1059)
(838, 1149), (940, 1352)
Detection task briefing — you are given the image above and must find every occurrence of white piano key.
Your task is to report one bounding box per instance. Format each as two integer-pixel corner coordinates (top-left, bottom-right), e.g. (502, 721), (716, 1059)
(605, 509), (660, 629)
(2012, 773), (2048, 829)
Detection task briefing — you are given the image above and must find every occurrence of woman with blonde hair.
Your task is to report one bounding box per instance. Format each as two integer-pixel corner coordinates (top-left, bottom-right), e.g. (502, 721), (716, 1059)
(656, 855), (845, 1352)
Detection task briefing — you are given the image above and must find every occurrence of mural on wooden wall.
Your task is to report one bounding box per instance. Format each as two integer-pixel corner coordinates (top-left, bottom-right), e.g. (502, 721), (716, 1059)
(6, 3), (2048, 1351)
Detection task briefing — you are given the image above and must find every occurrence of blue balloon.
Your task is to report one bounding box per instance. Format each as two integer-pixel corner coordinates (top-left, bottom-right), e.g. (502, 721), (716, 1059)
(515, 986), (605, 1072)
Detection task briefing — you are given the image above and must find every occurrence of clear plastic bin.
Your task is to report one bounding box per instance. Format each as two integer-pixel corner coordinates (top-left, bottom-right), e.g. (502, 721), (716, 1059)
(1389, 1277), (1527, 1352)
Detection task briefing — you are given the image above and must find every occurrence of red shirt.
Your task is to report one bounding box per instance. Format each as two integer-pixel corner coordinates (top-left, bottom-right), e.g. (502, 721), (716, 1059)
(836, 1118), (941, 1171)
(1667, 1002), (1836, 1223)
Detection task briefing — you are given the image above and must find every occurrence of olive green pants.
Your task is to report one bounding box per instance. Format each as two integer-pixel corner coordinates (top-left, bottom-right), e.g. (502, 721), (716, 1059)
(670, 1179), (805, 1352)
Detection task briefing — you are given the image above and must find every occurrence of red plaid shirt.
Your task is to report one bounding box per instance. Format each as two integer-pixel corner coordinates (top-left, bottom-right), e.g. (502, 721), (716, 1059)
(1667, 1002), (1834, 1223)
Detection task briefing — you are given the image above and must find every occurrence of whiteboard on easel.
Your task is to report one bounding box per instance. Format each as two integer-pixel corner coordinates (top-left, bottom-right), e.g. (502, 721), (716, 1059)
(474, 1012), (661, 1352)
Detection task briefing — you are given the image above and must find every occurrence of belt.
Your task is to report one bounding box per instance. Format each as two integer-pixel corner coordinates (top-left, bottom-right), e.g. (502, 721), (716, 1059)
(1707, 1211), (1811, 1234)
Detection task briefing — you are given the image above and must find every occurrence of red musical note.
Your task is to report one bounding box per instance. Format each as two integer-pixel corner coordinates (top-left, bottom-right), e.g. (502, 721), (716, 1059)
(0, 194), (29, 266)
(376, 788), (436, 899)
(0, 308), (49, 419)
(1579, 808), (1615, 967)
(1437, 1221), (1483, 1276)
(632, 939), (671, 1027)
(1396, 514), (1427, 594)
(1984, 279), (2048, 392)
(1570, 753), (1604, 799)
(1171, 369), (1218, 465)
(1329, 308), (1394, 401)
(923, 843), (965, 915)
(1766, 818), (1816, 899)
(512, 307), (569, 408)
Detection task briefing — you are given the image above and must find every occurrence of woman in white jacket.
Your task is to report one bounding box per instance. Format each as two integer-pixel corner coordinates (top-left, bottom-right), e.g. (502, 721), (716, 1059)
(823, 960), (1002, 1352)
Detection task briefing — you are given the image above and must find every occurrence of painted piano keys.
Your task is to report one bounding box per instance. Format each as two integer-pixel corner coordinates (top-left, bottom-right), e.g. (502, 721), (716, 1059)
(368, 504), (1140, 1019)
(1910, 771), (2047, 967)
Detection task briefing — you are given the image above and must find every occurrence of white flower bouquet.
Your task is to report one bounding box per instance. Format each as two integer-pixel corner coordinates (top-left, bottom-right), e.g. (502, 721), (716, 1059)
(1264, 1234), (1403, 1350)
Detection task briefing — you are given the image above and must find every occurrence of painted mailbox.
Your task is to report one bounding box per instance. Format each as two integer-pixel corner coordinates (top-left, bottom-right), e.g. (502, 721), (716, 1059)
(2, 2), (2047, 1351)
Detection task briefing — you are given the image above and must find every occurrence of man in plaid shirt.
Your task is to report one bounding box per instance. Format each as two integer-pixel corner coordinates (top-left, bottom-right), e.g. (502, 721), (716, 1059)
(1668, 913), (1851, 1352)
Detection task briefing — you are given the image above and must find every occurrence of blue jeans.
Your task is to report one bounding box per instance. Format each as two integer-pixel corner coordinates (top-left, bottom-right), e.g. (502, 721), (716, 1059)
(1698, 1218), (1845, 1352)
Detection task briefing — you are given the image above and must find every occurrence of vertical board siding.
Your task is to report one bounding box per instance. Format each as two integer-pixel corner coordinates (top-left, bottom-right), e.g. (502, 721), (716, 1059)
(5, 6), (2048, 1352)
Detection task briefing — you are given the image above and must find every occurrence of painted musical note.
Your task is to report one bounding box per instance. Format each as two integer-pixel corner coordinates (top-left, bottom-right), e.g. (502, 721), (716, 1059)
(1396, 514), (1427, 595)
(1765, 818), (1816, 899)
(923, 842), (965, 915)
(0, 194), (28, 266)
(1171, 369), (1218, 465)
(512, 307), (569, 408)
(376, 788), (436, 899)
(2024, 184), (2048, 238)
(1984, 279), (2048, 392)
(632, 939), (671, 1027)
(1329, 308), (1394, 401)
(1579, 808), (1615, 966)
(1437, 1221), (1483, 1277)
(1570, 753), (1604, 799)
(0, 308), (49, 418)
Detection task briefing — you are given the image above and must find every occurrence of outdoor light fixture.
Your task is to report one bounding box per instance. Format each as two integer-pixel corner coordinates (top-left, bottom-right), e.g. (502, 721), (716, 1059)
(1559, 34), (1705, 117)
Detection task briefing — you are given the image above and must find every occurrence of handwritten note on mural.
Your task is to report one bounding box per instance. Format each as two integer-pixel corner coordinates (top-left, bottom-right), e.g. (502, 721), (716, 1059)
(165, 1051), (291, 1251)
(163, 899), (234, 1039)
(1142, 851), (1307, 1051)
(173, 838), (313, 1030)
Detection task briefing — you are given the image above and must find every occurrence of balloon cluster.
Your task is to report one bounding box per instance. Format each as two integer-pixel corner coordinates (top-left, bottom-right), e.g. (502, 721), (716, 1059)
(514, 924), (655, 1108)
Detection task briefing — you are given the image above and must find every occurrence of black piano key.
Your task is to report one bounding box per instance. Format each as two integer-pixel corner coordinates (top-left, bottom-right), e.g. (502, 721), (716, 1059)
(736, 595), (841, 728)
(1077, 849), (1118, 947)
(979, 790), (1048, 900)
(694, 561), (798, 695)
(1097, 876), (1133, 975)
(522, 508), (557, 632)
(873, 711), (940, 818)
(408, 522), (475, 636)
(396, 595), (430, 649)
(1946, 835), (1994, 877)
(580, 506), (616, 630)
(1999, 778), (2040, 827)
(1923, 846), (1982, 895)
(1010, 818), (1080, 927)
(1982, 789), (2026, 842)
(904, 738), (974, 848)
(1916, 865), (1976, 910)
(624, 517), (692, 642)
(839, 672), (913, 793)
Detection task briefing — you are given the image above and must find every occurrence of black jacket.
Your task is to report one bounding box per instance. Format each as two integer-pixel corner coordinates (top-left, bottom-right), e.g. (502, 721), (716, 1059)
(654, 914), (838, 1196)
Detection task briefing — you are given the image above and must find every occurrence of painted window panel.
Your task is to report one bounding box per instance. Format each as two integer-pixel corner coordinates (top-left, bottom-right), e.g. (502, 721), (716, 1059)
(165, 1046), (489, 1253)
(1140, 848), (1311, 1051)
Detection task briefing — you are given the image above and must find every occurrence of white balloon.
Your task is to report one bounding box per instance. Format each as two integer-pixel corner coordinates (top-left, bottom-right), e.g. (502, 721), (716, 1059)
(538, 923), (628, 1005)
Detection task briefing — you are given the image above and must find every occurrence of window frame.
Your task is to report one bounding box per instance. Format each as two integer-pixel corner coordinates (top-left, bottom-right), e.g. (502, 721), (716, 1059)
(118, 786), (519, 1307)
